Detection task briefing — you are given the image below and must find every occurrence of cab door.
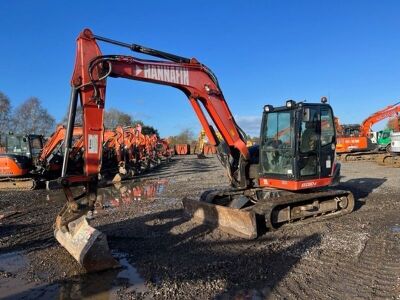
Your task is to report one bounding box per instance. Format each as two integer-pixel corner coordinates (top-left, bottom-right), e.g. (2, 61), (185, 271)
(319, 107), (335, 178)
(298, 106), (320, 179)
(297, 105), (335, 180)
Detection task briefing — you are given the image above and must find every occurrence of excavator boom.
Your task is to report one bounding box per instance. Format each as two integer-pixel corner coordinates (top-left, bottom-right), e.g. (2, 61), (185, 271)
(62, 29), (249, 188)
(360, 102), (400, 136)
(56, 29), (254, 272)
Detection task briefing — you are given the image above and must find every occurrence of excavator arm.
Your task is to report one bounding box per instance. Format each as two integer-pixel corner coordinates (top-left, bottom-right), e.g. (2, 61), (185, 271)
(62, 28), (250, 190)
(360, 102), (400, 136)
(57, 29), (253, 271)
(39, 125), (83, 166)
(39, 125), (66, 162)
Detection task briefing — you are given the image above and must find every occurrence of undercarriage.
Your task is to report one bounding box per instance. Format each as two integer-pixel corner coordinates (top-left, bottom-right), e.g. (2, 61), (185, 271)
(183, 187), (355, 239)
(376, 154), (400, 167)
(0, 177), (37, 190)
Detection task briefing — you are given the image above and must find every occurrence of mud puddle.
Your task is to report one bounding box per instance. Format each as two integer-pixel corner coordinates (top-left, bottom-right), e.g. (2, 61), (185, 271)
(47, 178), (169, 211)
(97, 179), (169, 210)
(390, 225), (400, 233)
(0, 251), (27, 273)
(0, 251), (147, 299)
(0, 251), (57, 299)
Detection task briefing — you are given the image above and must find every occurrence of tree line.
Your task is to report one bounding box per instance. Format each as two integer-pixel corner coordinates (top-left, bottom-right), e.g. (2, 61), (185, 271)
(168, 128), (195, 145)
(0, 91), (159, 137)
(61, 105), (159, 137)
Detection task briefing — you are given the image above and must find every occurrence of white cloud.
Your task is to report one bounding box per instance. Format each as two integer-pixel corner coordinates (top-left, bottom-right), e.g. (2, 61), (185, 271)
(235, 115), (262, 137)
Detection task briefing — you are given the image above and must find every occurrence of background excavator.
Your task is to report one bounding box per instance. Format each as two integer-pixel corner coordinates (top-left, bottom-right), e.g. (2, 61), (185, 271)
(0, 133), (45, 189)
(55, 28), (354, 272)
(194, 129), (249, 158)
(0, 125), (85, 190)
(336, 101), (400, 161)
(0, 120), (169, 190)
(194, 129), (219, 158)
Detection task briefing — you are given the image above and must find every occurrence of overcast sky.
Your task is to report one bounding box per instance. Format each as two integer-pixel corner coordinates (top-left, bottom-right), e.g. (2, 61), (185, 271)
(1, 0), (399, 137)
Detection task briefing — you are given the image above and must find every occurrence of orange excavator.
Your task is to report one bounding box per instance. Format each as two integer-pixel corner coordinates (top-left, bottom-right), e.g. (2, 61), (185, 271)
(156, 138), (173, 159)
(121, 124), (150, 174)
(103, 124), (166, 179)
(54, 29), (354, 272)
(0, 122), (161, 190)
(0, 133), (45, 189)
(336, 102), (400, 160)
(0, 125), (85, 190)
(67, 127), (123, 177)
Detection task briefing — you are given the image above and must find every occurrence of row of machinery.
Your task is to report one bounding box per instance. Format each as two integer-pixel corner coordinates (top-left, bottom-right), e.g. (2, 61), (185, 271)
(0, 124), (172, 190)
(335, 101), (400, 164)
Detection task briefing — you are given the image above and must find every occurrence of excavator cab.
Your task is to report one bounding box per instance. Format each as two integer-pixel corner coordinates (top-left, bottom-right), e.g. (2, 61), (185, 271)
(259, 101), (337, 188)
(0, 133), (46, 189)
(0, 134), (44, 177)
(2, 134), (43, 157)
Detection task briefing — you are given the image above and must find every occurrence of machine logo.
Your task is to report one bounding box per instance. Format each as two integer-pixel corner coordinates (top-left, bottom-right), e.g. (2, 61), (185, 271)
(0, 167), (12, 175)
(301, 181), (317, 188)
(136, 65), (189, 85)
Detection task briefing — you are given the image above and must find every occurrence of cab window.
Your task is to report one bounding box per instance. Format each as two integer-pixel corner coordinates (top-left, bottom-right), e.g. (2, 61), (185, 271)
(321, 108), (335, 146)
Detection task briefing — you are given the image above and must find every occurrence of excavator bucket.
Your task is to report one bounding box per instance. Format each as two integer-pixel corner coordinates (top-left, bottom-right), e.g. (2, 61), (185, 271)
(54, 216), (120, 272)
(182, 197), (257, 239)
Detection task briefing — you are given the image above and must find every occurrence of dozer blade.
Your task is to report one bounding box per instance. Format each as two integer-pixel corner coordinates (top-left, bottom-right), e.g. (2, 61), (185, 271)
(182, 197), (257, 239)
(54, 216), (120, 272)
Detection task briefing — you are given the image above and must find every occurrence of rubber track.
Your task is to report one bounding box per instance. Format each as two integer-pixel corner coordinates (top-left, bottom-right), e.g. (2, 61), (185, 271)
(252, 189), (355, 229)
(376, 155), (400, 168)
(0, 177), (36, 190)
(337, 152), (386, 162)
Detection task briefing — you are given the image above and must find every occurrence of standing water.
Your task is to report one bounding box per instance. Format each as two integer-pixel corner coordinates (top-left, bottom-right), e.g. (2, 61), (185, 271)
(0, 179), (170, 299)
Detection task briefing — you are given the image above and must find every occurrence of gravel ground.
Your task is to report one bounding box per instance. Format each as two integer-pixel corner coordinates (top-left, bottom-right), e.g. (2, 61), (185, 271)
(0, 155), (399, 299)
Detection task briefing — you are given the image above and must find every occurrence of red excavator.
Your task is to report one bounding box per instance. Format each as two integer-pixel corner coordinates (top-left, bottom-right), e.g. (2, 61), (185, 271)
(66, 126), (126, 177)
(0, 133), (45, 189)
(55, 29), (354, 272)
(336, 102), (400, 161)
(0, 125), (85, 190)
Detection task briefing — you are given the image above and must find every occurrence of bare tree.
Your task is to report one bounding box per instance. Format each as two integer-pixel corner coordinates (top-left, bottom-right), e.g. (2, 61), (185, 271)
(0, 92), (11, 134)
(61, 106), (160, 137)
(12, 97), (55, 136)
(61, 104), (83, 126)
(387, 117), (400, 131)
(104, 108), (133, 129)
(168, 128), (195, 145)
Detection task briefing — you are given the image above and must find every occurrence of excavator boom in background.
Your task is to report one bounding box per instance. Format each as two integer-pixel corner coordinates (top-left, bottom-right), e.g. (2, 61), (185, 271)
(336, 101), (400, 161)
(55, 29), (354, 272)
